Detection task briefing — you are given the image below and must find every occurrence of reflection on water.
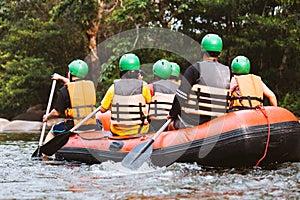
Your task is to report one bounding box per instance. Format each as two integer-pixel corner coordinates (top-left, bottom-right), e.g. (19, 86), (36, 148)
(0, 132), (299, 199)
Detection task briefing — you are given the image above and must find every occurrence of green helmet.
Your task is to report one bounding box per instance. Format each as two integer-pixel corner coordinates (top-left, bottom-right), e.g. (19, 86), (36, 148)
(201, 33), (223, 52)
(153, 59), (172, 79)
(119, 53), (140, 71)
(231, 55), (250, 74)
(170, 62), (180, 77)
(68, 59), (89, 78)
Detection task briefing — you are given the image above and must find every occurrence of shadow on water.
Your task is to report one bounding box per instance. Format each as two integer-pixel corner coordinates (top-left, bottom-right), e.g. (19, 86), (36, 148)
(0, 132), (299, 199)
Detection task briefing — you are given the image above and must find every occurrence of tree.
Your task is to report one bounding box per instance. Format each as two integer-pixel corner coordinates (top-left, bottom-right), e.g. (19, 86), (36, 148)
(1, 0), (299, 119)
(0, 0), (87, 119)
(51, 0), (121, 88)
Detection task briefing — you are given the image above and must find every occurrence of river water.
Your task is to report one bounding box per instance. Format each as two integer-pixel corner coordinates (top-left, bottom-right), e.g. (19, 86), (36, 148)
(0, 132), (299, 200)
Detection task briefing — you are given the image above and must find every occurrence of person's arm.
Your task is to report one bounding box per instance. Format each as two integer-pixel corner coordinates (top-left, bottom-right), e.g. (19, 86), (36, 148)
(43, 109), (60, 122)
(169, 64), (199, 118)
(262, 82), (277, 106)
(148, 83), (154, 97)
(143, 82), (152, 103)
(52, 73), (69, 84)
(100, 85), (115, 112)
(230, 76), (238, 94)
(43, 86), (68, 122)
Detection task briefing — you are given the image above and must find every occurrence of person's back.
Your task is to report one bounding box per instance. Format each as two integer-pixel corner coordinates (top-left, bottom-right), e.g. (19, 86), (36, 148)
(148, 59), (178, 132)
(98, 53), (151, 136)
(179, 60), (230, 125)
(169, 33), (231, 129)
(229, 55), (277, 110)
(43, 59), (96, 143)
(111, 78), (149, 135)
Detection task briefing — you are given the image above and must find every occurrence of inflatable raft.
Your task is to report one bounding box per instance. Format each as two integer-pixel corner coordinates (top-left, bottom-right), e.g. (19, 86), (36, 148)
(55, 106), (300, 168)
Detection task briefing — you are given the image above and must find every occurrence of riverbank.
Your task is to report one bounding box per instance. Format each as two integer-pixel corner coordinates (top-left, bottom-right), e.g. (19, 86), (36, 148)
(0, 118), (62, 133)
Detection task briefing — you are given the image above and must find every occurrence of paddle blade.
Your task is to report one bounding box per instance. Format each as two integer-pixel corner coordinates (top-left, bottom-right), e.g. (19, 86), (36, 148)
(121, 139), (154, 170)
(40, 131), (72, 156)
(31, 146), (42, 159)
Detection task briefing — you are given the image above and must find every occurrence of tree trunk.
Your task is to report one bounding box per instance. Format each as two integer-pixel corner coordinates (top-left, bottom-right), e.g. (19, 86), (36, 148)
(85, 0), (120, 89)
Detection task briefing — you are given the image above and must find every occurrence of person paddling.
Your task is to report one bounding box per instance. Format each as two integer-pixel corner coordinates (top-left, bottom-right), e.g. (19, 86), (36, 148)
(43, 59), (97, 144)
(96, 53), (151, 136)
(229, 55), (277, 110)
(168, 33), (231, 129)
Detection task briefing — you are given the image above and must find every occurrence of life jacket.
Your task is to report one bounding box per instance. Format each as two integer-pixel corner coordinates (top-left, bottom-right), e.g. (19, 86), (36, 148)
(230, 74), (263, 109)
(65, 80), (96, 125)
(149, 80), (178, 120)
(111, 79), (148, 134)
(183, 84), (230, 117)
(182, 61), (230, 120)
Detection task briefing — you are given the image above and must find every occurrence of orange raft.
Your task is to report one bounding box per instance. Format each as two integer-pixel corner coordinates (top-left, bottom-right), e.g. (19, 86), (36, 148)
(55, 106), (300, 167)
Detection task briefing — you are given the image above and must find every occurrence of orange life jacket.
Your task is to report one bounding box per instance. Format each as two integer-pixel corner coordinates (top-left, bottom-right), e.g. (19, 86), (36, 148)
(230, 74), (263, 109)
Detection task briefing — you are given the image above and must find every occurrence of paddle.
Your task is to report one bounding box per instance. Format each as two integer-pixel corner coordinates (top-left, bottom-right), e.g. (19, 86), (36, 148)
(40, 106), (102, 156)
(32, 80), (57, 158)
(121, 118), (172, 170)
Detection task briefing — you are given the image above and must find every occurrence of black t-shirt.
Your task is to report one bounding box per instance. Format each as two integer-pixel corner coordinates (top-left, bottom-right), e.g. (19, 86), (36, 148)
(54, 86), (71, 116)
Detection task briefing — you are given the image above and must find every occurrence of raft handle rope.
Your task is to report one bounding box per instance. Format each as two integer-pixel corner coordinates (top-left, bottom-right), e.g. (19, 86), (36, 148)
(255, 105), (271, 167)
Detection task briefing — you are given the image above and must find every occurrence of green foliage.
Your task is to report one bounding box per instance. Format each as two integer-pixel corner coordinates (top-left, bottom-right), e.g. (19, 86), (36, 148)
(0, 57), (52, 119)
(0, 0), (300, 118)
(50, 0), (98, 31)
(281, 91), (300, 117)
(0, 0), (88, 119)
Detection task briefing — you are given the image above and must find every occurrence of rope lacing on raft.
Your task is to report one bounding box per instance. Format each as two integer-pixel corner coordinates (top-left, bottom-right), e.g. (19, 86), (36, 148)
(255, 105), (271, 167)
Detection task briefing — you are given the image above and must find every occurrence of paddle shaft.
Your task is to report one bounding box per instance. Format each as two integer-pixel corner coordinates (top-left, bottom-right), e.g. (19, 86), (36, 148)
(38, 80), (57, 147)
(151, 118), (172, 140)
(68, 105), (101, 132)
(121, 118), (172, 169)
(39, 106), (102, 156)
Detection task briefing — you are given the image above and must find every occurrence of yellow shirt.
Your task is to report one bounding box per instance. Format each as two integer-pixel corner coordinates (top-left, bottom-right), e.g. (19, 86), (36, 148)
(101, 81), (151, 136)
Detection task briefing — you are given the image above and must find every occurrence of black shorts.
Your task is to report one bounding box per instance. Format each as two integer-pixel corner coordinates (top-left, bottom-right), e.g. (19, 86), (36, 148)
(53, 120), (74, 135)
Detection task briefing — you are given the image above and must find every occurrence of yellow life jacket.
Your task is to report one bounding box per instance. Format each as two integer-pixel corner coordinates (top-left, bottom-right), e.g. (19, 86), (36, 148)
(230, 74), (263, 109)
(110, 79), (149, 135)
(149, 80), (178, 120)
(65, 80), (96, 125)
(182, 84), (230, 117)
